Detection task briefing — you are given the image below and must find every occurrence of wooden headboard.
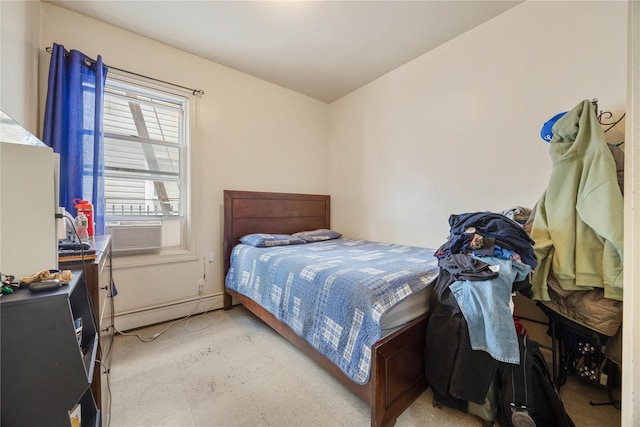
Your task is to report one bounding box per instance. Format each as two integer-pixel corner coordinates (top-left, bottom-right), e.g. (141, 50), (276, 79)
(223, 189), (331, 283)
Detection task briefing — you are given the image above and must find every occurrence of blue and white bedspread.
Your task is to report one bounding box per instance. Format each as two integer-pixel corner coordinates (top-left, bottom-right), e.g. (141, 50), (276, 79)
(225, 238), (439, 384)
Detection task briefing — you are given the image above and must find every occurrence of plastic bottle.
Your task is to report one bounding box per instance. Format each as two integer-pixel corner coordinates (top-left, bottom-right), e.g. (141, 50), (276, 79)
(75, 212), (89, 242)
(73, 198), (94, 239)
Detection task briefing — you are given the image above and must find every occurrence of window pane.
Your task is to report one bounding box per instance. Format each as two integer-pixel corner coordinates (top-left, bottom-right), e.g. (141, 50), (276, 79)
(103, 93), (181, 144)
(104, 136), (180, 180)
(103, 75), (189, 253)
(105, 178), (181, 218)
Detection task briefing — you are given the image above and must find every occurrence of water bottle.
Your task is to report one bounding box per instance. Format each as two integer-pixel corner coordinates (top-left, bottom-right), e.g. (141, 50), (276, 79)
(73, 198), (94, 239)
(75, 212), (89, 242)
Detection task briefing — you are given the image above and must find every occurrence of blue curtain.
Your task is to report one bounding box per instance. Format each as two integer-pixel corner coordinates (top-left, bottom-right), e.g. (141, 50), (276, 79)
(43, 43), (108, 235)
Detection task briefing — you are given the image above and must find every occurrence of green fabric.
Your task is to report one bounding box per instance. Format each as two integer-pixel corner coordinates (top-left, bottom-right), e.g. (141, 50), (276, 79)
(530, 99), (623, 301)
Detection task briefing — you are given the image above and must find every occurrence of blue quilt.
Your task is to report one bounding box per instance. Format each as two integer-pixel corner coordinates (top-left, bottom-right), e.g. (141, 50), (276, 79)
(225, 238), (439, 384)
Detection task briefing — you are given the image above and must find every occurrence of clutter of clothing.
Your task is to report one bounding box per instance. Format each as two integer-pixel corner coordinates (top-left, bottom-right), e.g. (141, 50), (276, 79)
(425, 98), (625, 407)
(425, 210), (537, 404)
(529, 99), (624, 365)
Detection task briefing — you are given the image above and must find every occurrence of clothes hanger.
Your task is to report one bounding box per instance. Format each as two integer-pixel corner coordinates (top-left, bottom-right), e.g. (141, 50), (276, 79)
(591, 98), (625, 137)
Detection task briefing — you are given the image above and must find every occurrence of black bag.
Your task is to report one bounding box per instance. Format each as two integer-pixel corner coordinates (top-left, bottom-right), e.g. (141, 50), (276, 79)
(497, 335), (575, 427)
(432, 380), (497, 427)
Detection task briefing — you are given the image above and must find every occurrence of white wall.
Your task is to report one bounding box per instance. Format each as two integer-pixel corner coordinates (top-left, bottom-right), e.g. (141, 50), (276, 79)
(329, 1), (627, 249)
(0, 0), (40, 131)
(40, 3), (329, 329)
(623, 2), (640, 424)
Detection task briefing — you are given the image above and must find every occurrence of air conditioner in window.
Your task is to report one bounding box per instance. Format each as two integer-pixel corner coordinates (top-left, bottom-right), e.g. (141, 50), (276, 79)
(106, 221), (162, 255)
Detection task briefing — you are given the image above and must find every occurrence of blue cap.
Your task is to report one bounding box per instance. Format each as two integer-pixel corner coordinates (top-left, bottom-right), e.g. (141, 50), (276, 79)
(540, 111), (567, 142)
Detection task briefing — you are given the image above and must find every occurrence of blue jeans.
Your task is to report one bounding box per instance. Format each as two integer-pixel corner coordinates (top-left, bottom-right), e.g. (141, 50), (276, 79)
(450, 256), (530, 364)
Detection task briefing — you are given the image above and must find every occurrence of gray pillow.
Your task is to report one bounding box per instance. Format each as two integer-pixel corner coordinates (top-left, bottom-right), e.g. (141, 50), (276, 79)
(292, 229), (342, 242)
(240, 233), (306, 247)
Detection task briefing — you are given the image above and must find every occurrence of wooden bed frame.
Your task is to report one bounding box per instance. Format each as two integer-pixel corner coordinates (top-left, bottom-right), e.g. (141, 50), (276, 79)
(223, 190), (429, 427)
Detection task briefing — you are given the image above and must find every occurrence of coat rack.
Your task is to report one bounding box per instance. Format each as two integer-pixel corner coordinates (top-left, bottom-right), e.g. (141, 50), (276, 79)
(591, 98), (625, 133)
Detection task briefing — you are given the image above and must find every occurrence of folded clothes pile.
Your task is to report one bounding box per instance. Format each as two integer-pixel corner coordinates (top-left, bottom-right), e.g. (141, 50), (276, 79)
(20, 269), (73, 285)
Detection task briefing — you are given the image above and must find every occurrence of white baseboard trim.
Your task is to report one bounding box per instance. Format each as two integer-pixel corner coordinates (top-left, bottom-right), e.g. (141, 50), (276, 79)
(114, 293), (224, 332)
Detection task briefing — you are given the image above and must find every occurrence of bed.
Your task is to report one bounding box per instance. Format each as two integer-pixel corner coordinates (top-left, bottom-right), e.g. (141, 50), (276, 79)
(222, 190), (438, 427)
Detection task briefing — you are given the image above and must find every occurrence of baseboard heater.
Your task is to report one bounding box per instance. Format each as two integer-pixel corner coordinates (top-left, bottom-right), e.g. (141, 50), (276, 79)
(114, 294), (223, 332)
(106, 221), (162, 255)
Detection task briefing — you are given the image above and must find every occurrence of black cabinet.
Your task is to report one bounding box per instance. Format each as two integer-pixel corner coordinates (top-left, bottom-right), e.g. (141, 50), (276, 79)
(1, 272), (99, 426)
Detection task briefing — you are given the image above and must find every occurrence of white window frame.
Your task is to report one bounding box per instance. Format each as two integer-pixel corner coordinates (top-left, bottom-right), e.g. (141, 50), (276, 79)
(103, 71), (197, 265)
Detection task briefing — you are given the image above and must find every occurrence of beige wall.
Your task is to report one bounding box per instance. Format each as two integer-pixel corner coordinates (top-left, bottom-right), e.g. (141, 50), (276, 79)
(329, 1), (627, 248)
(329, 1), (635, 421)
(326, 0), (628, 357)
(39, 3), (329, 329)
(0, 0), (40, 131)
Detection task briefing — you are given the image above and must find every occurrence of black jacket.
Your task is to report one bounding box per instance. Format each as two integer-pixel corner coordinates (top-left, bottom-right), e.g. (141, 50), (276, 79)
(425, 255), (500, 404)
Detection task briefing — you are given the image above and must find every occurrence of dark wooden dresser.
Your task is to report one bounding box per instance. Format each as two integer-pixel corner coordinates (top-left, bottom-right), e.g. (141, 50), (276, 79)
(59, 235), (114, 427)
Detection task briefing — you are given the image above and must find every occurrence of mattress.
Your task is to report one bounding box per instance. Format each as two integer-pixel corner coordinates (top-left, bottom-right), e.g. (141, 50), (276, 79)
(380, 285), (434, 335)
(225, 237), (439, 384)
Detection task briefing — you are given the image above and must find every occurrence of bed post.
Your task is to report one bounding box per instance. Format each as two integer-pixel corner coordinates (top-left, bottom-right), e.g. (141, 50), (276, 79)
(223, 190), (234, 310)
(370, 314), (429, 427)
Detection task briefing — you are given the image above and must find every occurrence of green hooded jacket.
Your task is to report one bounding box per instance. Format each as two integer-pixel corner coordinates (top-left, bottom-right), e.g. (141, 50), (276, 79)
(530, 99), (624, 301)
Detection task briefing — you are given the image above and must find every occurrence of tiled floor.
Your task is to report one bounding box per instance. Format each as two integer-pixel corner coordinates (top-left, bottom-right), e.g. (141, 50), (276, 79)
(107, 306), (621, 426)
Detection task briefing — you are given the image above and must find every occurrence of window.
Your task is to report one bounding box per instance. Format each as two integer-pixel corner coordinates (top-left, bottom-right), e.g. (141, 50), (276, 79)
(102, 75), (191, 251)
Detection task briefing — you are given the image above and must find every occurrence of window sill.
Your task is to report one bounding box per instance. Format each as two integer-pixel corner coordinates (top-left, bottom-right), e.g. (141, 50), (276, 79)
(111, 247), (198, 269)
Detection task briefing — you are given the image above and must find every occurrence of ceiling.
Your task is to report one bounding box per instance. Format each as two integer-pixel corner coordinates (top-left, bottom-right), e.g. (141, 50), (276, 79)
(48, 1), (522, 103)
